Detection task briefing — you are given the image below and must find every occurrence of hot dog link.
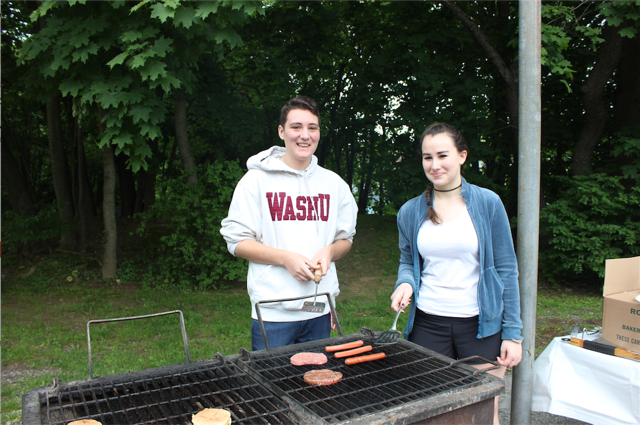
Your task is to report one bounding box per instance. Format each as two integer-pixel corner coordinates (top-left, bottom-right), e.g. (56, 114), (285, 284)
(334, 345), (373, 358)
(325, 340), (364, 352)
(345, 353), (386, 365)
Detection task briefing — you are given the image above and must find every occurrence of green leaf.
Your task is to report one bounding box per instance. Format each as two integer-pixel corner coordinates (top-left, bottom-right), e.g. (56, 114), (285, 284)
(107, 52), (129, 68)
(129, 54), (148, 69)
(150, 3), (175, 23)
(195, 1), (220, 19)
(140, 123), (161, 140)
(130, 0), (154, 13)
(135, 142), (153, 160)
(174, 6), (199, 29)
(214, 27), (242, 48)
(72, 43), (99, 63)
(128, 104), (153, 124)
(618, 27), (637, 38)
(97, 91), (119, 109)
(122, 31), (142, 43)
(49, 56), (71, 73)
(607, 16), (624, 27)
(156, 74), (182, 93)
(164, 0), (181, 10)
(111, 1), (126, 9)
(138, 59), (167, 81)
(112, 132), (133, 150)
(153, 36), (174, 57)
(60, 80), (84, 97)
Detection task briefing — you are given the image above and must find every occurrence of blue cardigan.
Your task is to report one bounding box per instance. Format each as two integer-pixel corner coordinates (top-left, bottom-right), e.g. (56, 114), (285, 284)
(395, 178), (523, 341)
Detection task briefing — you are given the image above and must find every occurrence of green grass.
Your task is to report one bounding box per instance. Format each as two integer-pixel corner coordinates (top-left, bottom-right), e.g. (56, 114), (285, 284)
(0, 214), (603, 424)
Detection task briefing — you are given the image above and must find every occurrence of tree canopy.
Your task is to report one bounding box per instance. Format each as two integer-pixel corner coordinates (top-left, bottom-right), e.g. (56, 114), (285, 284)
(3, 0), (639, 285)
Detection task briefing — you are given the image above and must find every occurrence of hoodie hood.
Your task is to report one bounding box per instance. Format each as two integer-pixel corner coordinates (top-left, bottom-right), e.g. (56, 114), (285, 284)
(247, 146), (319, 176)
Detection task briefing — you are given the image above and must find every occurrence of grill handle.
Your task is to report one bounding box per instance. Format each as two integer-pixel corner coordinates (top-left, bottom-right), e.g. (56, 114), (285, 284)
(86, 310), (192, 378)
(255, 292), (342, 350)
(451, 356), (501, 375)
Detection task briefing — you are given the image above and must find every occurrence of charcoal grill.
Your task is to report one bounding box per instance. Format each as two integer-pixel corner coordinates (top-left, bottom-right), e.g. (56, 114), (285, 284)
(24, 328), (503, 424)
(22, 355), (302, 425)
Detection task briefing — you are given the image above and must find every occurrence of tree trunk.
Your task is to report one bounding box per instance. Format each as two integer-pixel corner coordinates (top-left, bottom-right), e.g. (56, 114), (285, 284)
(357, 142), (372, 212)
(2, 141), (36, 217)
(134, 140), (158, 213)
(99, 107), (118, 278)
(571, 23), (624, 176)
(441, 1), (520, 218)
(613, 33), (640, 131)
(612, 31), (640, 188)
(76, 118), (88, 253)
(134, 170), (147, 215)
(102, 144), (118, 278)
(115, 152), (137, 218)
(46, 93), (78, 251)
(174, 91), (197, 185)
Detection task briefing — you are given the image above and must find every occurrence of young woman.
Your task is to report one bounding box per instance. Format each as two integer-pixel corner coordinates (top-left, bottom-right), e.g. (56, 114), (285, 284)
(390, 122), (523, 425)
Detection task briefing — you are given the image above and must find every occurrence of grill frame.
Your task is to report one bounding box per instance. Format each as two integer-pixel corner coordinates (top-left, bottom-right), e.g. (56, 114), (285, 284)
(23, 330), (504, 425)
(236, 329), (504, 424)
(22, 355), (304, 425)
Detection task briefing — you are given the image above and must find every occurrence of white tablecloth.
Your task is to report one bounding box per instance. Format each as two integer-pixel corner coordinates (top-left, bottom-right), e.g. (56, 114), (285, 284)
(532, 335), (640, 425)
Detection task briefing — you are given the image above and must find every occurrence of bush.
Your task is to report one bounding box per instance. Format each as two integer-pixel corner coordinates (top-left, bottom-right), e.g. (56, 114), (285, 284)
(1, 203), (62, 260)
(540, 174), (640, 282)
(138, 160), (247, 290)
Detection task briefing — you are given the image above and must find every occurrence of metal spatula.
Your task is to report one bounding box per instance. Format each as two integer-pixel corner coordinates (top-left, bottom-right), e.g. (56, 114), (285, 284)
(301, 268), (325, 313)
(375, 307), (403, 344)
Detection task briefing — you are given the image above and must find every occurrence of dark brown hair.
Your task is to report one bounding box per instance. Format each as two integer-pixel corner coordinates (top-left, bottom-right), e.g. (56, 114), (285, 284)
(420, 122), (468, 224)
(279, 96), (320, 126)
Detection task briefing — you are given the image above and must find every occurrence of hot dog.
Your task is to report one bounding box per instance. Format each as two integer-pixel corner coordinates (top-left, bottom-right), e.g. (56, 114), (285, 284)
(325, 340), (364, 352)
(334, 345), (372, 358)
(345, 352), (386, 365)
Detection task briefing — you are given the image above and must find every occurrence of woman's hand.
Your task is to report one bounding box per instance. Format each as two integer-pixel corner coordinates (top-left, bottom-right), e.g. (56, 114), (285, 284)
(390, 283), (413, 312)
(497, 340), (523, 368)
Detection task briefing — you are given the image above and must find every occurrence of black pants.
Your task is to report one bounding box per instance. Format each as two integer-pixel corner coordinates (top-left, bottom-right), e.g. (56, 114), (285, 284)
(409, 308), (502, 364)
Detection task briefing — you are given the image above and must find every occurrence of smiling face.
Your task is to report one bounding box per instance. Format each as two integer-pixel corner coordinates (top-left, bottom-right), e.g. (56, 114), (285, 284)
(278, 108), (320, 170)
(421, 132), (468, 190)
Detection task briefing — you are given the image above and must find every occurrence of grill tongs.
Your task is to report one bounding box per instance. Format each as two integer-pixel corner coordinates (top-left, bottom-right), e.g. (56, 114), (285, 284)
(301, 268), (324, 313)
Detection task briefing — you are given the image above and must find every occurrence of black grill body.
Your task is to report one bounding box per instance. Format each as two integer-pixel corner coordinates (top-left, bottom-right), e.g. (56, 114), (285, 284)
(23, 330), (503, 424)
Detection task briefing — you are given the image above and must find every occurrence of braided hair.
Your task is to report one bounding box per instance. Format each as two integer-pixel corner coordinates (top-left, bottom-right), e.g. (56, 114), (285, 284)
(420, 123), (468, 224)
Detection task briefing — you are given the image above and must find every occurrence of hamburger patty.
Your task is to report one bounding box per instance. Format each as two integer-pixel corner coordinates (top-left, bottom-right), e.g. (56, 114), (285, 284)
(290, 352), (328, 366)
(303, 369), (343, 386)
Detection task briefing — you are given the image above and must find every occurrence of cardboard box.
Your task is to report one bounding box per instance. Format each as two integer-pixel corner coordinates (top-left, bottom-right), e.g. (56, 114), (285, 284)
(602, 256), (640, 353)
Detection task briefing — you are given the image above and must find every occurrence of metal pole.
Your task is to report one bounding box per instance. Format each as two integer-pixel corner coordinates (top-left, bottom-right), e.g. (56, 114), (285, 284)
(512, 1), (541, 424)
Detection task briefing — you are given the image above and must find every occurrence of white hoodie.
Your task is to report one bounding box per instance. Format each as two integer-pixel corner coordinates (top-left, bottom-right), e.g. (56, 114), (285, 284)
(221, 146), (358, 322)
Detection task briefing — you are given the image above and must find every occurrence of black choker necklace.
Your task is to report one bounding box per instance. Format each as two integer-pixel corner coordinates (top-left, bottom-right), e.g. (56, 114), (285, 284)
(433, 183), (462, 192)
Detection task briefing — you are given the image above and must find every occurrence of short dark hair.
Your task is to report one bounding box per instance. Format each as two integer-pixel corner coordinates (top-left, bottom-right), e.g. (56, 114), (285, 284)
(420, 122), (468, 154)
(280, 96), (320, 126)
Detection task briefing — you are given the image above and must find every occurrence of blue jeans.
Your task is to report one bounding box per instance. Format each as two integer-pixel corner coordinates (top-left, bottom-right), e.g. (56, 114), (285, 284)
(251, 314), (331, 351)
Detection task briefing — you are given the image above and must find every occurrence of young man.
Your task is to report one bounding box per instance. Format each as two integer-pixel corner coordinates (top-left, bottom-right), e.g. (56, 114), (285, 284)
(221, 96), (358, 350)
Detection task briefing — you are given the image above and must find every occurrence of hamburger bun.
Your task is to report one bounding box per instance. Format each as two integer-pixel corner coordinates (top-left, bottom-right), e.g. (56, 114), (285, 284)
(68, 420), (102, 425)
(192, 408), (232, 425)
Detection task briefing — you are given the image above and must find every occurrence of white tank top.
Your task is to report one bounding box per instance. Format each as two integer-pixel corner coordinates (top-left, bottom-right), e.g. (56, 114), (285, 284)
(416, 208), (480, 317)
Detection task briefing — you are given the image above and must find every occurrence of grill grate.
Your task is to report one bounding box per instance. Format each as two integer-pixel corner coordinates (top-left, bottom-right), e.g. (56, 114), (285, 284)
(25, 333), (502, 425)
(239, 338), (483, 424)
(37, 360), (299, 425)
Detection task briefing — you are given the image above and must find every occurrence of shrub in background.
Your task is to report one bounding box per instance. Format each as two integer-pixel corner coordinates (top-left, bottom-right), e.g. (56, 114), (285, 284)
(540, 173), (640, 283)
(1, 204), (63, 262)
(138, 160), (247, 290)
